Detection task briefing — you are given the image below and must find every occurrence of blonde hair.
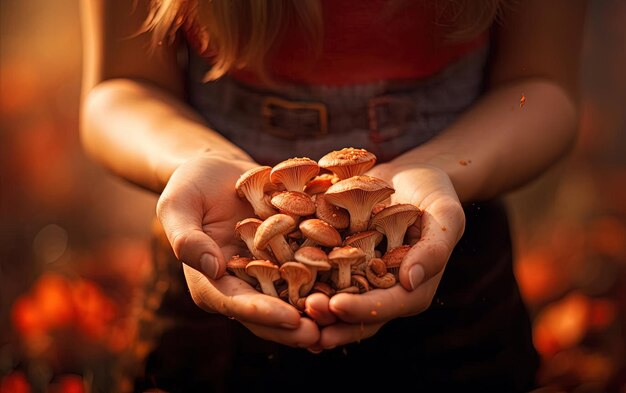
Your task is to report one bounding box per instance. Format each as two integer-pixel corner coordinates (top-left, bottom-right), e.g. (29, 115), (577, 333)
(144, 0), (506, 82)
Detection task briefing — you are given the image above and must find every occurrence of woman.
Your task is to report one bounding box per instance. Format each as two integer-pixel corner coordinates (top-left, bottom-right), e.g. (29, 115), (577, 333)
(79, 0), (586, 391)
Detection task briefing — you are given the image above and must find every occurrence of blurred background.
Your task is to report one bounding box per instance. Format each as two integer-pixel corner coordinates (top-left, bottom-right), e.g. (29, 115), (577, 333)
(1, 0), (625, 392)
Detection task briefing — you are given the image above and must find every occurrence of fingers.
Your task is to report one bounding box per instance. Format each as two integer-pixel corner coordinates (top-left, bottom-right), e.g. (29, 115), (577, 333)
(399, 196), (465, 291)
(317, 321), (385, 349)
(241, 318), (320, 348)
(304, 293), (337, 326)
(183, 264), (302, 328)
(328, 281), (436, 323)
(157, 192), (224, 279)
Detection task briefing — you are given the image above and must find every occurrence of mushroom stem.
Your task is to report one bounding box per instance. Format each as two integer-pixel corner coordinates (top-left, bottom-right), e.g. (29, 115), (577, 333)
(336, 265), (352, 290)
(269, 237), (294, 265)
(258, 279), (279, 297)
(349, 215), (370, 234)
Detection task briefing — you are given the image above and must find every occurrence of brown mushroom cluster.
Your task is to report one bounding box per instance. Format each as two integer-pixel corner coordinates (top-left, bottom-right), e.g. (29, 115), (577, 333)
(229, 147), (422, 310)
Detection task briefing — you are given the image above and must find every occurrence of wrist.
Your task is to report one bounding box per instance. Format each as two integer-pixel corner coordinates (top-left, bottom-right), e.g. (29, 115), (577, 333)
(154, 147), (256, 191)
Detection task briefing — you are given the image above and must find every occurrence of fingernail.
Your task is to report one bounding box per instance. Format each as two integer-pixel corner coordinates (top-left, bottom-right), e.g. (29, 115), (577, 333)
(307, 346), (323, 354)
(200, 253), (219, 279)
(409, 264), (425, 290)
(280, 322), (298, 329)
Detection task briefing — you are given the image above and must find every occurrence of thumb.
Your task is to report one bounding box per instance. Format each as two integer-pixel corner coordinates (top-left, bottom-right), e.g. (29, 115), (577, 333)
(156, 197), (225, 280)
(398, 198), (465, 291)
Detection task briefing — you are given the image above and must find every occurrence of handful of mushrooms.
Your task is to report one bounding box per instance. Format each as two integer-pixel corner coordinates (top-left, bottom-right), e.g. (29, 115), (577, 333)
(229, 147), (422, 311)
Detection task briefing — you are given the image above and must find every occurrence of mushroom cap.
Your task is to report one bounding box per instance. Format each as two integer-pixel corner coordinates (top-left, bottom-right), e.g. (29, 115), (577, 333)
(254, 214), (297, 250)
(304, 173), (339, 195)
(324, 175), (394, 232)
(328, 245), (366, 267)
(314, 194), (350, 230)
(299, 218), (343, 248)
(311, 281), (336, 297)
(227, 255), (257, 285)
(343, 230), (384, 250)
(318, 148), (377, 179)
(294, 246), (331, 270)
(235, 166), (274, 198)
(245, 260), (280, 282)
(270, 157), (320, 192)
(227, 255), (252, 270)
(234, 218), (264, 240)
(235, 166), (278, 219)
(325, 175), (394, 197)
(382, 245), (412, 270)
(369, 203), (421, 232)
(279, 262), (313, 295)
(235, 218), (273, 260)
(270, 191), (316, 217)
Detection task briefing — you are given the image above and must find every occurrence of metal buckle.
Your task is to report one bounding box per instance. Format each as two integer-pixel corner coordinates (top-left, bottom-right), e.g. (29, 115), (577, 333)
(367, 95), (410, 143)
(261, 96), (328, 139)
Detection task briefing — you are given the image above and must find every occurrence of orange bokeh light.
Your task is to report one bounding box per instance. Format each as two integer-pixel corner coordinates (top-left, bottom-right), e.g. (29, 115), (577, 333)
(533, 292), (591, 356)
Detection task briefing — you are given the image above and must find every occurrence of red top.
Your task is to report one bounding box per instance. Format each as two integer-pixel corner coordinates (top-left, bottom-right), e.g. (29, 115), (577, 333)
(185, 0), (488, 86)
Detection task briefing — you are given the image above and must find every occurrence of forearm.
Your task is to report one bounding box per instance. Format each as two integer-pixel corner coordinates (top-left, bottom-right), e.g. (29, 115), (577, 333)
(388, 78), (579, 202)
(80, 78), (254, 193)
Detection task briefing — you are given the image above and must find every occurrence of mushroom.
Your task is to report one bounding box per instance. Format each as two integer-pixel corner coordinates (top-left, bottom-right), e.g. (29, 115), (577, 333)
(314, 194), (350, 230)
(235, 166), (278, 219)
(365, 257), (397, 289)
(234, 218), (274, 260)
(311, 281), (336, 297)
(279, 262), (312, 310)
(318, 147), (377, 180)
(369, 203), (422, 252)
(270, 157), (320, 193)
(254, 214), (297, 265)
(351, 274), (371, 293)
(328, 245), (366, 290)
(270, 191), (316, 221)
(294, 246), (331, 295)
(343, 230), (384, 264)
(226, 255), (257, 286)
(324, 175), (395, 233)
(304, 173), (339, 195)
(299, 218), (343, 249)
(245, 260), (281, 297)
(382, 244), (412, 277)
(336, 286), (360, 294)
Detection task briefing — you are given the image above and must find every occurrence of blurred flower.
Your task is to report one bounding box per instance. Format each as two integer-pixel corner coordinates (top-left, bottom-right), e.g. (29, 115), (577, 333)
(0, 371), (31, 393)
(72, 279), (118, 340)
(533, 292), (591, 356)
(48, 374), (84, 393)
(515, 248), (570, 305)
(588, 298), (617, 330)
(11, 274), (75, 340)
(538, 348), (615, 392)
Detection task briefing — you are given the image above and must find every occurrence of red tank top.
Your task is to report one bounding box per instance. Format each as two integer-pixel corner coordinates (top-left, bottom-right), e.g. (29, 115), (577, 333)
(184, 0), (488, 86)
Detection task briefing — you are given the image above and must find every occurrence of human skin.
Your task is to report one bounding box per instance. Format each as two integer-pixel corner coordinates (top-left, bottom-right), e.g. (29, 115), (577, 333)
(79, 0), (586, 350)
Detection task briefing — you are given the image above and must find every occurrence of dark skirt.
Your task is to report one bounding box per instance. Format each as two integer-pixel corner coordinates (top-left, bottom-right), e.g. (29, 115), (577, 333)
(133, 199), (540, 393)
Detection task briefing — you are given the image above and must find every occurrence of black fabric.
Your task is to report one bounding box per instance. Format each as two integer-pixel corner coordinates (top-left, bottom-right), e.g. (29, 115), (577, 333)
(133, 200), (540, 393)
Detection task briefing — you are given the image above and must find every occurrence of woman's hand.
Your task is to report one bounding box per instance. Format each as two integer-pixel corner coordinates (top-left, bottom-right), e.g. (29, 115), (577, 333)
(305, 163), (465, 350)
(156, 154), (320, 348)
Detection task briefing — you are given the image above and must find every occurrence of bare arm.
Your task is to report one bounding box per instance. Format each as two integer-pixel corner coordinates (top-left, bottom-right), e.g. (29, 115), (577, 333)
(312, 0), (588, 349)
(79, 0), (318, 346)
(79, 0), (252, 193)
(382, 0), (587, 202)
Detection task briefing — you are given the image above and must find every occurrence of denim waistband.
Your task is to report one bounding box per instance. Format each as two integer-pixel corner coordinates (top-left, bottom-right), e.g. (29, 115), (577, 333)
(185, 45), (489, 166)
